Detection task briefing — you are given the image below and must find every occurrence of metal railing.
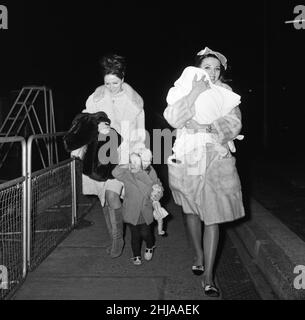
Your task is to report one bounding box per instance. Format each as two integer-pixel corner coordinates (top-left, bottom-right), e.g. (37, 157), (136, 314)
(0, 133), (82, 299)
(0, 137), (27, 300)
(26, 133), (77, 270)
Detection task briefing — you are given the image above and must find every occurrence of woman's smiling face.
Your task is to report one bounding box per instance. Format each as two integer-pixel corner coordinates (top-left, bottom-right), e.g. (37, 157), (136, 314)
(104, 74), (123, 95)
(199, 57), (221, 84)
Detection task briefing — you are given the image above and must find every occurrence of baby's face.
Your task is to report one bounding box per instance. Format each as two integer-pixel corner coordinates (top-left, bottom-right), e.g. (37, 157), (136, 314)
(130, 154), (142, 172)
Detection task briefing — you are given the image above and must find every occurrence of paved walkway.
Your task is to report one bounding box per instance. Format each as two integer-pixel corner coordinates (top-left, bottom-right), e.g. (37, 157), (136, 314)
(12, 195), (266, 300)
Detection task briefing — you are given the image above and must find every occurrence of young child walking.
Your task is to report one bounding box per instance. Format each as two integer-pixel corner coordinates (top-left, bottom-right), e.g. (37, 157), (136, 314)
(112, 148), (164, 265)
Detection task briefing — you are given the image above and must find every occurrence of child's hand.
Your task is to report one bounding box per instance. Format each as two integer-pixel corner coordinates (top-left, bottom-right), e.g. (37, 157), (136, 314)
(151, 184), (163, 201)
(151, 193), (159, 202)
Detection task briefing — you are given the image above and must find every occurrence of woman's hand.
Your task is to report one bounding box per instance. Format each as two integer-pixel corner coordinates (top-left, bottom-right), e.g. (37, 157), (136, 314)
(191, 74), (210, 94)
(185, 119), (218, 133)
(184, 75), (211, 110)
(98, 122), (110, 134)
(184, 119), (202, 130)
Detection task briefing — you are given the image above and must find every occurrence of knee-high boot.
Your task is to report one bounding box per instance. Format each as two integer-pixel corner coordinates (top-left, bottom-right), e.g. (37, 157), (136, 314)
(108, 207), (124, 258)
(102, 206), (113, 254)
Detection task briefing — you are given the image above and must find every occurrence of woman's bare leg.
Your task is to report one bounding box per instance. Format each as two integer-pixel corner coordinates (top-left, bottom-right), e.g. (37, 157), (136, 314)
(202, 223), (219, 284)
(186, 214), (203, 266)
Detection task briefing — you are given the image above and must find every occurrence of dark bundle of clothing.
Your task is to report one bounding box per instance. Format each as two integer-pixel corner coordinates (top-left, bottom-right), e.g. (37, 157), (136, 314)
(63, 111), (122, 181)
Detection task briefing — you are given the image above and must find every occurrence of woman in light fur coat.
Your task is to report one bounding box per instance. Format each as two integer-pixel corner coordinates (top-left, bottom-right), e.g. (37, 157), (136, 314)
(80, 54), (146, 258)
(163, 47), (245, 297)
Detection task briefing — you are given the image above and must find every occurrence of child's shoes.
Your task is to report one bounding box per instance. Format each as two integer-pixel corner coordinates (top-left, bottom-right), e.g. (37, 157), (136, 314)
(144, 246), (156, 261)
(131, 256), (142, 265)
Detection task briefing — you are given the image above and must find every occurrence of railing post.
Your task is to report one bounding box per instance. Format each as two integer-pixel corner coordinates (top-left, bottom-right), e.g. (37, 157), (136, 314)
(21, 139), (27, 278)
(26, 136), (33, 268)
(71, 158), (77, 226)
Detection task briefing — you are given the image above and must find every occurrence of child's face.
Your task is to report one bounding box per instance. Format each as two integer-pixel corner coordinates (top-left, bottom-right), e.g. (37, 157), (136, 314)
(141, 159), (151, 170)
(130, 154), (142, 172)
(140, 150), (152, 169)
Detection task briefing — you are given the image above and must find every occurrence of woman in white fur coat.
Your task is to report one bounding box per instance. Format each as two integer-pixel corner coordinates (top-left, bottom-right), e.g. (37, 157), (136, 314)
(81, 54), (146, 258)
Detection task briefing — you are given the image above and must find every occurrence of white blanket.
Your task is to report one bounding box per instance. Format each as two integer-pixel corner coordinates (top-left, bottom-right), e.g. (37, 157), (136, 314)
(166, 66), (242, 170)
(167, 66), (241, 123)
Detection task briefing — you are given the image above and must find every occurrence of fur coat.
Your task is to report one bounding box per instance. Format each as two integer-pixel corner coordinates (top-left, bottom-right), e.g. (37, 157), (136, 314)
(84, 82), (146, 163)
(64, 111), (122, 181)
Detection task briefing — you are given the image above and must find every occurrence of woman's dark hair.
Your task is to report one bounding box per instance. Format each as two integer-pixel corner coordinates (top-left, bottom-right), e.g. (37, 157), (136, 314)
(99, 54), (126, 79)
(194, 53), (226, 82)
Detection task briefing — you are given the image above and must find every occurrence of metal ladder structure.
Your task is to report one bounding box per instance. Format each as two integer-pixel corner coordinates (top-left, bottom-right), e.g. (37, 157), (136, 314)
(0, 86), (58, 170)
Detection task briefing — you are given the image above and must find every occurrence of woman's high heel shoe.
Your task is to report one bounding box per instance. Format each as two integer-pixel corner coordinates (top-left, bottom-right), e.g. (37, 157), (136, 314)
(201, 280), (220, 297)
(191, 265), (205, 275)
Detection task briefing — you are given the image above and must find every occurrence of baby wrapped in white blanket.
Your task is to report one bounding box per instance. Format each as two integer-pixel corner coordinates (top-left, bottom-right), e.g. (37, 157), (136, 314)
(166, 66), (242, 162)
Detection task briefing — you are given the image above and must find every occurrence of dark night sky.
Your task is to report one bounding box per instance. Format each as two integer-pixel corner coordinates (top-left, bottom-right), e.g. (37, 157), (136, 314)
(0, 0), (304, 152)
